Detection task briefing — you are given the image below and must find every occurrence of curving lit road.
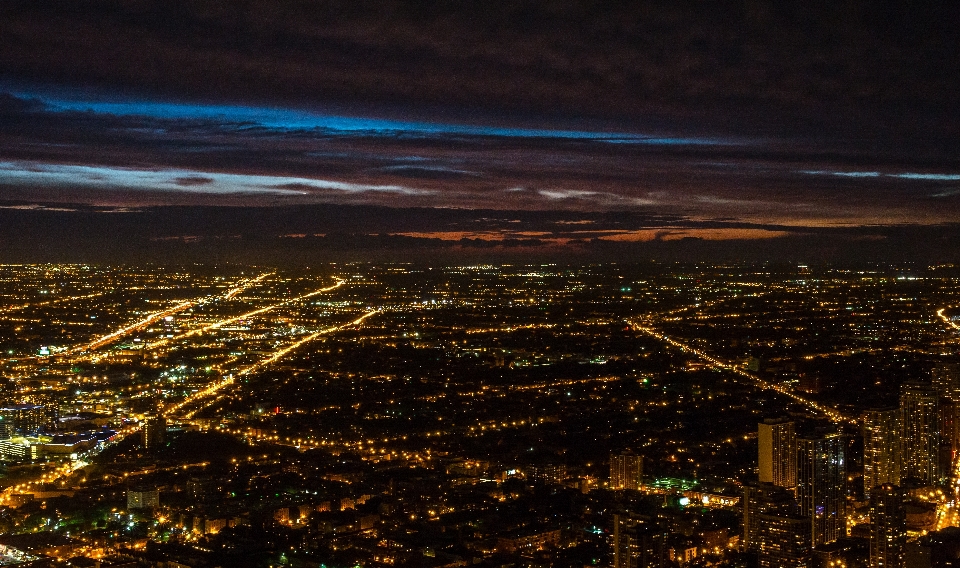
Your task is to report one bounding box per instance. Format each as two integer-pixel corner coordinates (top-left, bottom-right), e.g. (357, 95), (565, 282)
(938, 307), (960, 332)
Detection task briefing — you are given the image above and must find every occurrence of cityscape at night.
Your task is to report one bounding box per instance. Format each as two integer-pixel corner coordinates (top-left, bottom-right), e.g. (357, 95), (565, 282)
(0, 263), (954, 566)
(1, 1), (959, 567)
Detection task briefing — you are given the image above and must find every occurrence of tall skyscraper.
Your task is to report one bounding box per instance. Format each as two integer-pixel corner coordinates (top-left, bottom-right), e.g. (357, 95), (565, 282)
(900, 383), (940, 484)
(869, 484), (906, 568)
(610, 451), (644, 490)
(758, 418), (797, 490)
(862, 407), (901, 497)
(797, 433), (847, 546)
(939, 398), (957, 481)
(613, 513), (668, 568)
(931, 364), (960, 481)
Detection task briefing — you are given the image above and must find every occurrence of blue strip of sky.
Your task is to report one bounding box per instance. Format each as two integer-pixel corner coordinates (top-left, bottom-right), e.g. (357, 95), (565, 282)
(9, 89), (731, 146)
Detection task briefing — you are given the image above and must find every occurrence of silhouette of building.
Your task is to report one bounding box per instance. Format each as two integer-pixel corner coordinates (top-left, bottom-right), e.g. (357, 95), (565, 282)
(932, 363), (960, 402)
(613, 513), (668, 568)
(931, 364), (960, 481)
(0, 404), (55, 436)
(127, 488), (159, 510)
(757, 512), (812, 568)
(743, 482), (800, 553)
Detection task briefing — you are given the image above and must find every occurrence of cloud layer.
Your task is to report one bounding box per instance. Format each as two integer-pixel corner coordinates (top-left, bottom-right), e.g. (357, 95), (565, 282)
(2, 0), (958, 138)
(1, 89), (959, 232)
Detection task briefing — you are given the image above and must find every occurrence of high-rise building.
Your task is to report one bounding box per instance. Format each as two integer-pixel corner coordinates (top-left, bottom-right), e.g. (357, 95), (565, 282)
(127, 488), (160, 510)
(797, 433), (847, 546)
(0, 404), (55, 436)
(862, 407), (901, 496)
(142, 415), (167, 450)
(527, 463), (567, 485)
(610, 451), (643, 491)
(759, 418), (797, 490)
(743, 482), (800, 553)
(900, 383), (940, 484)
(756, 512), (812, 568)
(869, 484), (906, 568)
(932, 362), (960, 402)
(613, 513), (668, 568)
(939, 398), (957, 481)
(743, 483), (811, 568)
(931, 363), (960, 482)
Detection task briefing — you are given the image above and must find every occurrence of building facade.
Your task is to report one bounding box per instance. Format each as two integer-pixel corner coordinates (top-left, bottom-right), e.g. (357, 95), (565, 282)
(610, 451), (643, 491)
(759, 417), (797, 490)
(869, 484), (906, 568)
(613, 513), (668, 568)
(142, 415), (166, 451)
(743, 482), (800, 553)
(900, 383), (940, 484)
(127, 488), (160, 510)
(0, 405), (55, 437)
(796, 433), (847, 546)
(862, 407), (901, 496)
(757, 512), (812, 568)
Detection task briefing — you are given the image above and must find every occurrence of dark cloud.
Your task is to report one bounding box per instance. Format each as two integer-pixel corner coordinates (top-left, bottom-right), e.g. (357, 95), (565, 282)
(1, 0), (958, 139)
(2, 91), (958, 226)
(0, 202), (957, 264)
(173, 176), (215, 186)
(0, 92), (45, 114)
(375, 165), (480, 180)
(1, 2), (959, 261)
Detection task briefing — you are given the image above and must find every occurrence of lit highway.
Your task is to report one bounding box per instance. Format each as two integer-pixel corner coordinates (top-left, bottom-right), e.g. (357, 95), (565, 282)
(143, 277), (343, 351)
(627, 318), (850, 423)
(0, 291), (105, 315)
(938, 307), (960, 332)
(937, 306), (960, 530)
(170, 308), (380, 419)
(70, 271), (275, 357)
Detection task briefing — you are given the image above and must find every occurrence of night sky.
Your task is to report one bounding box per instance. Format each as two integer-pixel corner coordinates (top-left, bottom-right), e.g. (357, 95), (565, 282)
(1, 1), (958, 263)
